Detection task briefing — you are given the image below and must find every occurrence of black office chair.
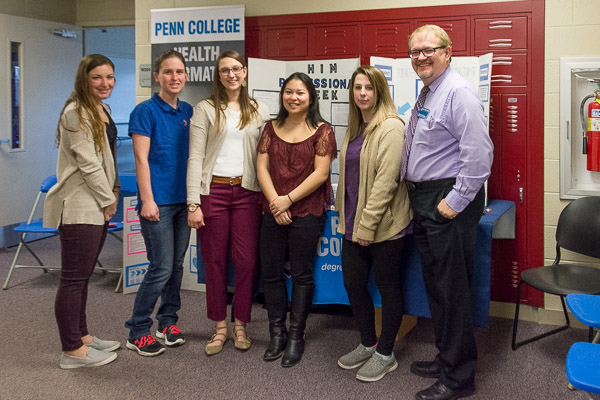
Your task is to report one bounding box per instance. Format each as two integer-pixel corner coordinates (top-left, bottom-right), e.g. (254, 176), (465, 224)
(512, 196), (600, 350)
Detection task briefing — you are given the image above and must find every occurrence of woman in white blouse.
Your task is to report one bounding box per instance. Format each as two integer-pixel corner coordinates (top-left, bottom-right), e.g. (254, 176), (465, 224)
(187, 50), (269, 356)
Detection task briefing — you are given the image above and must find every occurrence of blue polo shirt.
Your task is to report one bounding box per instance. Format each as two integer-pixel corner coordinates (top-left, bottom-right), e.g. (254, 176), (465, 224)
(128, 93), (192, 206)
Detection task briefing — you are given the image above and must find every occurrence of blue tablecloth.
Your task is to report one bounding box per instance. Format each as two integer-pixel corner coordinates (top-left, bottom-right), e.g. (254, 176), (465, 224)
(289, 199), (515, 328)
(197, 199), (516, 328)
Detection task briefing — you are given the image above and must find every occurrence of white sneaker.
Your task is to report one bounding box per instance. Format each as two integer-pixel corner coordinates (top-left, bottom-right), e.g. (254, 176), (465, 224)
(356, 352), (398, 382)
(88, 336), (121, 352)
(60, 347), (117, 369)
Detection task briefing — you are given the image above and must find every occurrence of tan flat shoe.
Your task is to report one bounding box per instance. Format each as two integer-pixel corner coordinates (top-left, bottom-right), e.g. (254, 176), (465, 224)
(205, 325), (228, 356)
(232, 323), (251, 351)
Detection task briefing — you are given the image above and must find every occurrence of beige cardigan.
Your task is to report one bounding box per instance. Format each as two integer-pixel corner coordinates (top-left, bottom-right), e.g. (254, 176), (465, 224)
(335, 118), (412, 243)
(186, 99), (270, 205)
(44, 102), (117, 228)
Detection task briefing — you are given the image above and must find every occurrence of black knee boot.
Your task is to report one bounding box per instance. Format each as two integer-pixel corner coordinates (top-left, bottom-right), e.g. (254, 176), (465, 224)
(281, 283), (314, 367)
(263, 281), (288, 361)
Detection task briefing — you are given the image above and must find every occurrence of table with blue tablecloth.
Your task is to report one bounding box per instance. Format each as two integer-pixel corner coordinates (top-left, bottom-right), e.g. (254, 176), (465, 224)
(196, 200), (516, 328)
(304, 199), (515, 328)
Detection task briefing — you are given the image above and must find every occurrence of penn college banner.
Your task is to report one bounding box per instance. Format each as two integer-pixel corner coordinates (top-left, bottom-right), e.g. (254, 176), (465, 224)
(150, 5), (245, 105)
(123, 6), (245, 293)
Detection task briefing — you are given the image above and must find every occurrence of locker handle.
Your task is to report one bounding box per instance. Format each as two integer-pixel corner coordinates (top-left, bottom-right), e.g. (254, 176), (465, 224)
(489, 25), (513, 30)
(492, 75), (512, 79)
(492, 61), (513, 65)
(489, 20), (513, 25)
(489, 43), (512, 48)
(491, 79), (512, 83)
(519, 187), (523, 204)
(489, 39), (512, 42)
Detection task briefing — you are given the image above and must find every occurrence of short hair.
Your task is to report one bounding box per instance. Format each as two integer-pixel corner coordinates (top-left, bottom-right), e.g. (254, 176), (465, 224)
(153, 49), (186, 74)
(408, 24), (452, 50)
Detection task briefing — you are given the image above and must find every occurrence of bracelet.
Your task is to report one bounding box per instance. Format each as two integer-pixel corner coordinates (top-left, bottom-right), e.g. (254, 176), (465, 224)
(287, 194), (294, 204)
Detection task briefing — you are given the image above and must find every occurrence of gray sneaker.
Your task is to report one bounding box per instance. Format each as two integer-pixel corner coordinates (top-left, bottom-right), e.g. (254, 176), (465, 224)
(338, 344), (375, 369)
(88, 336), (121, 352)
(356, 352), (398, 382)
(60, 347), (117, 369)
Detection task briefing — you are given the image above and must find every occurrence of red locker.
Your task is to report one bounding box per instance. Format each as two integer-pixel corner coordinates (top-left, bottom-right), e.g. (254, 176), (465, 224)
(474, 16), (528, 52)
(314, 25), (359, 57)
(245, 0), (545, 307)
(414, 18), (469, 55)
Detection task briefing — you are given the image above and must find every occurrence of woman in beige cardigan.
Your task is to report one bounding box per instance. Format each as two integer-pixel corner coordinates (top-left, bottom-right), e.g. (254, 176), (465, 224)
(187, 50), (269, 355)
(44, 54), (121, 369)
(335, 65), (412, 382)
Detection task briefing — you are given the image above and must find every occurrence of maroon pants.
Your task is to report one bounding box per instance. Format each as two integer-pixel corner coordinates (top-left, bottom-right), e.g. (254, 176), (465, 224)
(55, 223), (108, 351)
(198, 183), (261, 323)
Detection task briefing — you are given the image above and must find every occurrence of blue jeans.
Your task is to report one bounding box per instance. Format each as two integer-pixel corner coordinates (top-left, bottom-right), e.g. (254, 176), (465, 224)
(125, 204), (191, 339)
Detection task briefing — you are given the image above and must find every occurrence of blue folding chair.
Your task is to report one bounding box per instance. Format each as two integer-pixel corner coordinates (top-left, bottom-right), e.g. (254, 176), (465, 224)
(566, 342), (600, 399)
(3, 173), (138, 291)
(567, 294), (600, 344)
(3, 175), (59, 289)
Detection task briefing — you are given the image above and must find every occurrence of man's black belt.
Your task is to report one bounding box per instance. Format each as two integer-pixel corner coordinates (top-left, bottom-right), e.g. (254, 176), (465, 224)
(406, 178), (456, 192)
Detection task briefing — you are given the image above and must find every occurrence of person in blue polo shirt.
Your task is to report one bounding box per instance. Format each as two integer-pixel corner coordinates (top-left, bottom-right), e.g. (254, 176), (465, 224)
(125, 50), (193, 357)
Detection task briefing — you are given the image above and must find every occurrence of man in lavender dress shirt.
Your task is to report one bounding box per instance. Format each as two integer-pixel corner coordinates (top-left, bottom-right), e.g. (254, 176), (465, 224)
(405, 25), (493, 400)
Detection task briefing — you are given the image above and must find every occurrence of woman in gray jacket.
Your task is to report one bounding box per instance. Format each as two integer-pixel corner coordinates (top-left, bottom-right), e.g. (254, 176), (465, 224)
(335, 65), (411, 382)
(44, 54), (121, 369)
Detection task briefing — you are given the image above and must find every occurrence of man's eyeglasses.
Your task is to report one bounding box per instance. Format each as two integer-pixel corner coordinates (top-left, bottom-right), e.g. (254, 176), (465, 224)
(219, 66), (244, 76)
(408, 47), (446, 59)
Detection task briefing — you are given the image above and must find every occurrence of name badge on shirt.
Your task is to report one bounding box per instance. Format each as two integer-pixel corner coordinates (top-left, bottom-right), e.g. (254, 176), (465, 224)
(418, 108), (430, 119)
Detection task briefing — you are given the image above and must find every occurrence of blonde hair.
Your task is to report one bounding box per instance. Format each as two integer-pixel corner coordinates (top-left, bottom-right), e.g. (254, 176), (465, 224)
(208, 50), (259, 131)
(347, 66), (400, 141)
(409, 24), (453, 63)
(57, 54), (114, 152)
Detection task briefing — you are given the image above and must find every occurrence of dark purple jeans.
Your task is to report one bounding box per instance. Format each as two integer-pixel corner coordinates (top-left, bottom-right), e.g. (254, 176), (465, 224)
(55, 222), (108, 351)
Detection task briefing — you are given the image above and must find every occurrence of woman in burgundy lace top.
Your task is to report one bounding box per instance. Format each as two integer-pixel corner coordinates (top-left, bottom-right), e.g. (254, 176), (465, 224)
(257, 72), (337, 368)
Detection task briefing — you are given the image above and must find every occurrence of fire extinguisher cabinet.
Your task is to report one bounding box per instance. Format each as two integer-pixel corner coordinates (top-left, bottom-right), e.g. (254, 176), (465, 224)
(559, 57), (600, 199)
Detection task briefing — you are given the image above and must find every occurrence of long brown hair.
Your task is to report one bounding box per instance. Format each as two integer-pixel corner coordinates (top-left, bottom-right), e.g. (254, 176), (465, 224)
(56, 54), (115, 152)
(347, 65), (400, 141)
(208, 50), (259, 131)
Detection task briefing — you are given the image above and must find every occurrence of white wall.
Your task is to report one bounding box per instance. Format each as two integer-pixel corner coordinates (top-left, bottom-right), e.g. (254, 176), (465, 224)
(0, 14), (82, 242)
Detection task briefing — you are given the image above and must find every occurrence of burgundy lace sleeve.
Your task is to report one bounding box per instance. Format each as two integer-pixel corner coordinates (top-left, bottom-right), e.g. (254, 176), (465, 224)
(257, 121), (273, 154)
(315, 123), (337, 159)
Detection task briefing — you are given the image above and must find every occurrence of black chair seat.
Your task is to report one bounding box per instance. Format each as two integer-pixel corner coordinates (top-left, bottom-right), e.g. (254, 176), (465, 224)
(512, 196), (600, 350)
(522, 264), (600, 296)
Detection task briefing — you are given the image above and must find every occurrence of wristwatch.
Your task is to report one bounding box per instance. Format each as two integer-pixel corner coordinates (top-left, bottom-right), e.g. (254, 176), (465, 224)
(187, 203), (200, 213)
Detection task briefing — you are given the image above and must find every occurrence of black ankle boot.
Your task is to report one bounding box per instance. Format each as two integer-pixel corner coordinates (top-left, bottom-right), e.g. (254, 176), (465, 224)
(262, 280), (289, 362)
(264, 328), (287, 361)
(280, 283), (313, 368)
(281, 333), (304, 367)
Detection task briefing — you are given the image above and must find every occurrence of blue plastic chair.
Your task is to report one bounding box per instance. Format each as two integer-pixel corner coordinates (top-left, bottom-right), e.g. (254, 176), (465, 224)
(3, 175), (59, 289)
(566, 342), (600, 399)
(566, 294), (600, 343)
(3, 173), (138, 291)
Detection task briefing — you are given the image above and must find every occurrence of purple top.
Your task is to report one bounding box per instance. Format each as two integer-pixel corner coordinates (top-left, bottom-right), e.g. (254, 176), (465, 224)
(344, 128), (366, 240)
(344, 124), (413, 240)
(406, 67), (493, 213)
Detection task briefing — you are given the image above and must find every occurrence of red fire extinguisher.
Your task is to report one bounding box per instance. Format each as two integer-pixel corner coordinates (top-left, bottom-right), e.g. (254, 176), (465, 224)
(580, 88), (600, 172)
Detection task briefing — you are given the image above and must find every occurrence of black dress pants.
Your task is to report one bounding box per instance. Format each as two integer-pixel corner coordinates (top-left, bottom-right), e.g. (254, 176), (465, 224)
(408, 179), (484, 390)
